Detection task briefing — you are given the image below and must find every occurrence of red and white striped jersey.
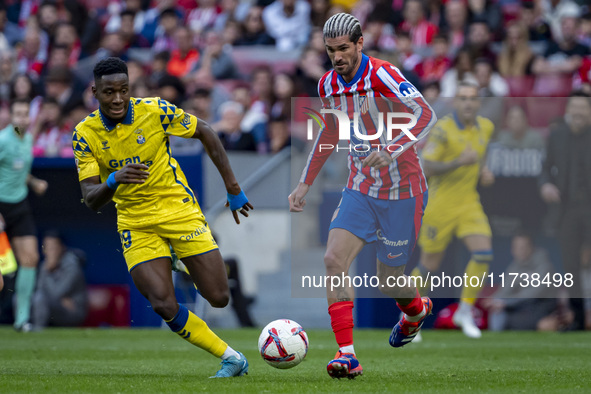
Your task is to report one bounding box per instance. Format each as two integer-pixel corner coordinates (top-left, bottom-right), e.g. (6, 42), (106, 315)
(300, 54), (437, 200)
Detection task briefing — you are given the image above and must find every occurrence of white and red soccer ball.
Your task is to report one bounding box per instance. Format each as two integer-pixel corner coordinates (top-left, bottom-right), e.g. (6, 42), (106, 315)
(258, 319), (309, 369)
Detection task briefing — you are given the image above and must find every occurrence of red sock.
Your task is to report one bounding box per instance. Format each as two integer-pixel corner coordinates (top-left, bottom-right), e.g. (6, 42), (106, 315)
(397, 289), (424, 317)
(328, 301), (354, 347)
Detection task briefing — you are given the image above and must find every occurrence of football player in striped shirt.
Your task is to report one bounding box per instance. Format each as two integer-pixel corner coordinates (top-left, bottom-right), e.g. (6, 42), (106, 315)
(289, 13), (437, 379)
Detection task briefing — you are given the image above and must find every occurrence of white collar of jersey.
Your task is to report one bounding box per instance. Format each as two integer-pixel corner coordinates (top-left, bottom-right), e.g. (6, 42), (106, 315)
(99, 100), (135, 131)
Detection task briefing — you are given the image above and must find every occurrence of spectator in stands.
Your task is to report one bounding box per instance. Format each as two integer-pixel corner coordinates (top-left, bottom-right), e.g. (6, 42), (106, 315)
(467, 0), (502, 40)
(31, 230), (87, 329)
(541, 0), (581, 44)
(9, 73), (37, 102)
(294, 47), (327, 97)
(186, 0), (221, 35)
(214, 0), (243, 32)
(53, 22), (81, 67)
(45, 45), (70, 72)
(63, 0), (102, 58)
(189, 86), (214, 123)
(157, 74), (186, 107)
(43, 66), (83, 116)
(0, 50), (15, 103)
(235, 6), (275, 46)
(152, 8), (180, 54)
(167, 26), (199, 79)
(414, 34), (452, 84)
(105, 0), (149, 38)
(462, 19), (496, 65)
(262, 0), (311, 51)
(0, 4), (22, 50)
(483, 231), (557, 331)
(441, 0), (468, 54)
(310, 0), (331, 28)
(268, 115), (290, 153)
(395, 32), (422, 73)
(362, 12), (396, 52)
(37, 1), (59, 38)
(118, 10), (150, 49)
(270, 72), (294, 121)
(96, 32), (129, 62)
(250, 66), (275, 115)
(232, 83), (268, 153)
(421, 80), (453, 119)
(16, 27), (47, 80)
(520, 2), (552, 42)
(400, 0), (439, 47)
(213, 101), (256, 152)
(31, 97), (70, 158)
(497, 106), (545, 150)
(221, 19), (241, 46)
(149, 51), (171, 88)
(191, 30), (238, 81)
(578, 12), (591, 47)
(474, 58), (509, 97)
(539, 91), (591, 331)
(126, 60), (145, 88)
(532, 14), (589, 75)
(497, 22), (535, 78)
(440, 49), (477, 97)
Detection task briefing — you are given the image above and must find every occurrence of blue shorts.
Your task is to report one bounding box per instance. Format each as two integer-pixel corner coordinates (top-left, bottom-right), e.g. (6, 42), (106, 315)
(329, 188), (428, 267)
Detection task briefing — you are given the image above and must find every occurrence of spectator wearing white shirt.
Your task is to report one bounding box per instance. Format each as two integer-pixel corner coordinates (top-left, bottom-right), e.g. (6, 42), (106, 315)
(262, 0), (311, 51)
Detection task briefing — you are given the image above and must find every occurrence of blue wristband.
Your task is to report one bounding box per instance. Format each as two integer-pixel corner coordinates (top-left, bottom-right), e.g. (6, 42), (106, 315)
(227, 190), (248, 211)
(106, 172), (120, 190)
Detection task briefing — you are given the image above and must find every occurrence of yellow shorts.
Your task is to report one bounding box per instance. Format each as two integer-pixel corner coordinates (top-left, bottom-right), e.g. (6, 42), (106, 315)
(119, 210), (218, 271)
(418, 200), (492, 254)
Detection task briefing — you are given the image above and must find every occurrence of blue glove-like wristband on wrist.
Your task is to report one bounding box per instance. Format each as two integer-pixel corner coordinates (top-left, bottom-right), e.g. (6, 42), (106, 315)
(227, 190), (248, 211)
(106, 172), (120, 190)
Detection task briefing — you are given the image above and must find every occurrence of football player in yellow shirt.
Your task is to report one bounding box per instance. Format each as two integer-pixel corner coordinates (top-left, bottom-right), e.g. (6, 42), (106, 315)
(414, 82), (495, 338)
(73, 57), (253, 378)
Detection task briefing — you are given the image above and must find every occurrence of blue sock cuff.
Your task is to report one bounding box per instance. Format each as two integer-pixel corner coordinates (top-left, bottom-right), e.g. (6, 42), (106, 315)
(166, 304), (189, 332)
(472, 250), (493, 263)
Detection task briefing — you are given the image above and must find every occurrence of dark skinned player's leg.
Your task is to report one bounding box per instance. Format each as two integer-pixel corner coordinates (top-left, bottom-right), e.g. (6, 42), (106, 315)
(182, 250), (229, 309)
(130, 258), (178, 319)
(130, 257), (230, 359)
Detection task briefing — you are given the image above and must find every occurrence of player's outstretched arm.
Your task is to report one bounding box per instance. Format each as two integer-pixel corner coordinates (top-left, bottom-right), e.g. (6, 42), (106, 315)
(192, 119), (253, 224)
(288, 182), (310, 213)
(80, 163), (149, 211)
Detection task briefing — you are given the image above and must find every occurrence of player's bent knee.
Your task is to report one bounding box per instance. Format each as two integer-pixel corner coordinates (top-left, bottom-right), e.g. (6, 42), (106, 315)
(324, 251), (346, 274)
(149, 298), (178, 319)
(206, 290), (230, 308)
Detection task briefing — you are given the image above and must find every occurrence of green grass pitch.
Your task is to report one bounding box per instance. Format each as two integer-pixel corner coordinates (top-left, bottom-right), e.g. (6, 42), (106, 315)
(1, 327), (589, 393)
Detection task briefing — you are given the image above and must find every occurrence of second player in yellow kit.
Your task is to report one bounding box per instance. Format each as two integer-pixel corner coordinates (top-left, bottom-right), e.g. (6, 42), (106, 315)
(419, 106), (494, 253)
(73, 58), (253, 378)
(414, 82), (495, 339)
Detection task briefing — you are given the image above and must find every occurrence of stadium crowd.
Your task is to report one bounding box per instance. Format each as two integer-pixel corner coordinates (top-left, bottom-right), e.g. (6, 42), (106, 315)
(0, 0), (589, 157)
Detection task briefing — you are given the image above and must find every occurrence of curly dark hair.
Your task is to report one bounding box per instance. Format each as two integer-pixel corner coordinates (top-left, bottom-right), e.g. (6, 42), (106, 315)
(93, 57), (128, 82)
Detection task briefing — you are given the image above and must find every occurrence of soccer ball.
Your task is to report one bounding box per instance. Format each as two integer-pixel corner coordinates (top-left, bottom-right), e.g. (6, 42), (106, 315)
(258, 319), (309, 369)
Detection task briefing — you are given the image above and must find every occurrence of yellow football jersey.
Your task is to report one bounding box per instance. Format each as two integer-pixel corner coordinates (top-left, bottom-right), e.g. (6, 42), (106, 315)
(421, 113), (494, 205)
(73, 97), (199, 230)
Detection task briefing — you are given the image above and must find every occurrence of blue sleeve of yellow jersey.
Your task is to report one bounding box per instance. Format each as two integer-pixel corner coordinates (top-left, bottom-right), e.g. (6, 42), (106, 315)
(157, 98), (198, 139)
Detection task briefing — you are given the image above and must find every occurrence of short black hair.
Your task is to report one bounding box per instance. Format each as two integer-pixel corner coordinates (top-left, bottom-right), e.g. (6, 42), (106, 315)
(93, 57), (128, 82)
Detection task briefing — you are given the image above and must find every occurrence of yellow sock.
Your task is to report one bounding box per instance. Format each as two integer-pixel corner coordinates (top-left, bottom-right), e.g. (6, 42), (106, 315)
(411, 266), (430, 296)
(460, 252), (491, 305)
(165, 304), (227, 357)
